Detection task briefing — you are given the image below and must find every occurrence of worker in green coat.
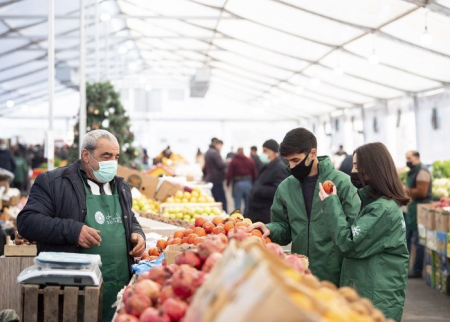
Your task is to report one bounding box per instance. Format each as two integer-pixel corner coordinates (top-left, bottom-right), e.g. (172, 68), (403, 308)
(249, 128), (360, 287)
(319, 142), (410, 322)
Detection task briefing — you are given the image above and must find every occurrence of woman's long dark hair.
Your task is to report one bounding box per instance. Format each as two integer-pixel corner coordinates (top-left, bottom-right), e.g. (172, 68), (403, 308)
(355, 142), (410, 206)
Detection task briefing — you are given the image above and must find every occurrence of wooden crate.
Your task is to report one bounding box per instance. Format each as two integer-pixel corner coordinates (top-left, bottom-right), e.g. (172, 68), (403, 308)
(0, 257), (35, 317)
(21, 282), (103, 322)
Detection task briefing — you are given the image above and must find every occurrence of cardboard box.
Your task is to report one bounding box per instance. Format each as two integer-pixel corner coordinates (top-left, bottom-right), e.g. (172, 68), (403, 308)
(436, 231), (448, 257)
(155, 181), (181, 202)
(427, 229), (437, 251)
(435, 268), (442, 291)
(447, 233), (450, 259)
(164, 244), (194, 265)
(117, 165), (159, 199)
(440, 272), (450, 295)
(436, 209), (450, 233)
(425, 247), (433, 266)
(425, 265), (435, 288)
(441, 256), (449, 274)
(418, 224), (427, 246)
(427, 209), (437, 230)
(0, 180), (9, 193)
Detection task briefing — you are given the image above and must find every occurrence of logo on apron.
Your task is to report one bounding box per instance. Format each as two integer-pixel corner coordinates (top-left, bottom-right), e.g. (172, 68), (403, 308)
(95, 211), (105, 225)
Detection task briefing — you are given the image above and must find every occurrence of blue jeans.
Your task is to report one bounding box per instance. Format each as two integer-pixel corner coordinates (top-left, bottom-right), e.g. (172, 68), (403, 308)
(406, 229), (424, 275)
(212, 183), (227, 213)
(232, 180), (252, 217)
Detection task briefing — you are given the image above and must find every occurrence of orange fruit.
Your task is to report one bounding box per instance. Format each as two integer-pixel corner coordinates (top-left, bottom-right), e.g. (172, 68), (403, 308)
(323, 180), (335, 194)
(182, 237), (188, 244)
(212, 226), (225, 235)
(172, 238), (182, 245)
(251, 229), (263, 237)
(264, 237), (271, 244)
(224, 217), (236, 224)
(235, 222), (247, 228)
(187, 224), (195, 230)
(212, 217), (225, 226)
(236, 226), (249, 233)
(195, 217), (207, 227)
(166, 237), (174, 245)
(148, 247), (160, 256)
(224, 221), (235, 232)
(193, 227), (206, 237)
(193, 237), (204, 245)
(156, 239), (167, 250)
(174, 230), (185, 239)
(203, 222), (215, 234)
(183, 229), (194, 237)
(186, 233), (199, 244)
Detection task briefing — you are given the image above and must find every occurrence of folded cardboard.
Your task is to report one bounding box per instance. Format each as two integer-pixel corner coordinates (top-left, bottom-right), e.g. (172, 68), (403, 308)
(435, 209), (450, 233)
(155, 181), (181, 202)
(164, 244), (194, 265)
(117, 165), (159, 199)
(426, 229), (437, 251)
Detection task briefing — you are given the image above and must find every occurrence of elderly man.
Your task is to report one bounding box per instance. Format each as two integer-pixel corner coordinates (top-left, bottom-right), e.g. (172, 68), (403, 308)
(18, 130), (145, 321)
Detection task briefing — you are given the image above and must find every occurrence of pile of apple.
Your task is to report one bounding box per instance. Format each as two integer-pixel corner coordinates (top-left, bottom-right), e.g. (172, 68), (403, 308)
(132, 195), (161, 214)
(160, 206), (222, 224)
(165, 188), (215, 204)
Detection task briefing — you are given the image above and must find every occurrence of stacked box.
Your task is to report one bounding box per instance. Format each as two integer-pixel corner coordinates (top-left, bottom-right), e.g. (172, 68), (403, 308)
(426, 230), (437, 251)
(436, 231), (447, 257)
(425, 247), (433, 266)
(426, 265), (435, 288)
(447, 233), (450, 258)
(440, 273), (450, 295)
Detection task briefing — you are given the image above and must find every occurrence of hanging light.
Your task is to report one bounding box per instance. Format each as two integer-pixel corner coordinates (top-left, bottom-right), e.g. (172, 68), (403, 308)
(6, 100), (14, 108)
(420, 8), (433, 46)
(368, 33), (379, 65)
(100, 13), (111, 22)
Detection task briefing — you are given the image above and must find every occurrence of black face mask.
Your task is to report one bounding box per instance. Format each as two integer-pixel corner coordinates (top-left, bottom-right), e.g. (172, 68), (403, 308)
(406, 161), (414, 169)
(291, 153), (314, 181)
(350, 172), (364, 189)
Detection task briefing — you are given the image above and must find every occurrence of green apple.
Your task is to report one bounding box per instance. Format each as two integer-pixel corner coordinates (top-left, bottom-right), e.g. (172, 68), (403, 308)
(176, 212), (184, 219)
(189, 218), (195, 223)
(183, 215), (191, 221)
(162, 212), (170, 218)
(169, 213), (176, 219)
(193, 214), (200, 219)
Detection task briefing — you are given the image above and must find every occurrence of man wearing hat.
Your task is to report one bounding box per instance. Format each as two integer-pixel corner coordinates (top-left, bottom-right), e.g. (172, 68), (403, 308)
(247, 139), (289, 223)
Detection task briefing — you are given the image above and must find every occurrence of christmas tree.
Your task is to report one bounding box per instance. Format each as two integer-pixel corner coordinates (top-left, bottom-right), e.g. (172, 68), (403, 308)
(68, 82), (140, 168)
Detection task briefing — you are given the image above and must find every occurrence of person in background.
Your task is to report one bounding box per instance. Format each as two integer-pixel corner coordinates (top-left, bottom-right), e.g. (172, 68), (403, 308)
(336, 145), (347, 156)
(195, 148), (205, 169)
(250, 146), (263, 174)
(339, 154), (353, 175)
(319, 142), (410, 322)
(0, 139), (16, 174)
(226, 147), (257, 216)
(203, 139), (228, 212)
(405, 150), (432, 278)
(18, 130), (145, 321)
(226, 146), (236, 163)
(12, 149), (29, 194)
(247, 140), (289, 224)
(249, 128), (360, 287)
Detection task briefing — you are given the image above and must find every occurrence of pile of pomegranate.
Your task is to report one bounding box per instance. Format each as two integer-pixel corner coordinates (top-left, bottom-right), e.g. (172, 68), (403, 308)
(115, 218), (309, 321)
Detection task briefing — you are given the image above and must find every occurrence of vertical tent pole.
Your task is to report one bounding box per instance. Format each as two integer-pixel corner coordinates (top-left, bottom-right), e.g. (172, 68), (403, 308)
(95, 0), (99, 82)
(47, 0), (55, 171)
(79, 0), (86, 156)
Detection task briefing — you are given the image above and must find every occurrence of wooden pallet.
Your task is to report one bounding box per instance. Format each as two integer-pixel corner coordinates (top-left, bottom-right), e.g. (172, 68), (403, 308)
(21, 282), (103, 322)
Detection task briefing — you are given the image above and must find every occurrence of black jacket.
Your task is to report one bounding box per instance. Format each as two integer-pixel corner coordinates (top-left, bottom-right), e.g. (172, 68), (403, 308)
(17, 160), (145, 273)
(251, 154), (264, 174)
(203, 145), (226, 183)
(0, 149), (16, 173)
(247, 157), (289, 224)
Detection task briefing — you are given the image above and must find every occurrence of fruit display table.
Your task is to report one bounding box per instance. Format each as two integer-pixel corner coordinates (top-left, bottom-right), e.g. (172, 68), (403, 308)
(136, 216), (180, 237)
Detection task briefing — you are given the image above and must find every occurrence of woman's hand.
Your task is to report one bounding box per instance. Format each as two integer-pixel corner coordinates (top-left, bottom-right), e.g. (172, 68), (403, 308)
(319, 182), (337, 201)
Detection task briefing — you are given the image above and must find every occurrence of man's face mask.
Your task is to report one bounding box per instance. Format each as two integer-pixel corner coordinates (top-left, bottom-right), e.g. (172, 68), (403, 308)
(88, 153), (118, 183)
(291, 152), (314, 180)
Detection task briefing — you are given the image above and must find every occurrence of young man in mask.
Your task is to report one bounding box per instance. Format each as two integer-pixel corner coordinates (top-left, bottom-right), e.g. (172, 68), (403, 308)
(249, 128), (360, 286)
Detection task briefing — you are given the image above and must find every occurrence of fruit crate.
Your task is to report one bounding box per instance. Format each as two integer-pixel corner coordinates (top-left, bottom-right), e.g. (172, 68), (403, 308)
(21, 282), (103, 322)
(160, 202), (223, 212)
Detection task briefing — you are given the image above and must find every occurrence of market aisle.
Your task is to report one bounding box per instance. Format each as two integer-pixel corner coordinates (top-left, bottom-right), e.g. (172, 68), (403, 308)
(402, 279), (450, 321)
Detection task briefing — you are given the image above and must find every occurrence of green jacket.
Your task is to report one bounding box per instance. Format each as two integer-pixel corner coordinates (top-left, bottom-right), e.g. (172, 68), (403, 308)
(322, 187), (409, 322)
(266, 156), (360, 286)
(13, 156), (28, 183)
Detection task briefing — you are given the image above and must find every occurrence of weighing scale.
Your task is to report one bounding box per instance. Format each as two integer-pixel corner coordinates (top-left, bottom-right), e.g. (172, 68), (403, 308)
(17, 252), (103, 286)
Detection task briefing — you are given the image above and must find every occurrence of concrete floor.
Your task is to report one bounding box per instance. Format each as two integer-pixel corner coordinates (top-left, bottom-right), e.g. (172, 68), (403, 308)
(402, 278), (450, 321)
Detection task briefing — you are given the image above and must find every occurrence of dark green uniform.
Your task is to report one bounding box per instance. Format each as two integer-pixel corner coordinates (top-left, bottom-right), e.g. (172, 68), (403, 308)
(266, 156), (360, 286)
(322, 187), (409, 322)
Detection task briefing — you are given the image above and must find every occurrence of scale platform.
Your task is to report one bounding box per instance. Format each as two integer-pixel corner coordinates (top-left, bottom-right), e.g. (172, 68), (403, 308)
(17, 252), (103, 286)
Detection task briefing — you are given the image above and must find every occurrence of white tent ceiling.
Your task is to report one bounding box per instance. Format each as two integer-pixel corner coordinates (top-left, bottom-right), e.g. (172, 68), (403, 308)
(0, 0), (450, 119)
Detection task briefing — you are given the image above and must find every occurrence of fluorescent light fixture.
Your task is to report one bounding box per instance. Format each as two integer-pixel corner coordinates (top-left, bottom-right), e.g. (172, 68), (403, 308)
(100, 13), (111, 22)
(417, 88), (446, 98)
(6, 100), (14, 108)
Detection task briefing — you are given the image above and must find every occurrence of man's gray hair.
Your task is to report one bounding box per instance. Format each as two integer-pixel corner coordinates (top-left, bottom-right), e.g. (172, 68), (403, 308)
(81, 130), (118, 151)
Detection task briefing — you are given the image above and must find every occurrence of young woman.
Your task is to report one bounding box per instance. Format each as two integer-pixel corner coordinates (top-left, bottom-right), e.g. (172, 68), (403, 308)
(319, 142), (410, 322)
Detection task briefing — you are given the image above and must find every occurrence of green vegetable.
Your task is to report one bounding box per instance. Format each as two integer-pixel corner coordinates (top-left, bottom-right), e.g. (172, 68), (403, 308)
(432, 160), (450, 179)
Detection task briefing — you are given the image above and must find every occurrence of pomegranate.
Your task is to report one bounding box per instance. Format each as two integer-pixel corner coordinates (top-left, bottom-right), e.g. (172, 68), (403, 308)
(201, 252), (222, 273)
(134, 279), (161, 302)
(122, 285), (135, 303)
(162, 298), (189, 321)
(196, 238), (226, 262)
(125, 294), (152, 317)
(265, 243), (285, 258)
(148, 266), (172, 285)
(285, 254), (305, 273)
(137, 272), (150, 282)
(166, 264), (180, 274)
(175, 250), (202, 269)
(159, 285), (175, 304)
(228, 228), (249, 241)
(172, 265), (200, 299)
(114, 313), (140, 322)
(139, 308), (171, 322)
(195, 271), (209, 287)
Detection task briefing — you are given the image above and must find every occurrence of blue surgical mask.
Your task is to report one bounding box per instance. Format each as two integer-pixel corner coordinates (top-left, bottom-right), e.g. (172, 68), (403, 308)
(259, 153), (270, 164)
(88, 154), (118, 183)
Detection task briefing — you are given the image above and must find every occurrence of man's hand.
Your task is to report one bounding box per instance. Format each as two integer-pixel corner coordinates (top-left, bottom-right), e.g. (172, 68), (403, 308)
(130, 233), (145, 257)
(318, 182), (337, 201)
(78, 225), (101, 248)
(248, 222), (270, 238)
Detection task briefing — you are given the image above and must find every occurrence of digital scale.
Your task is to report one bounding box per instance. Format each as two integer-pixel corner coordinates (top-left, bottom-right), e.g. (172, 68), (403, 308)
(18, 252), (103, 286)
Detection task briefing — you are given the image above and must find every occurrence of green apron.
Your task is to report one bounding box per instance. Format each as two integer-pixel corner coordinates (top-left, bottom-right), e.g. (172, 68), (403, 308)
(406, 163), (432, 232)
(78, 170), (130, 322)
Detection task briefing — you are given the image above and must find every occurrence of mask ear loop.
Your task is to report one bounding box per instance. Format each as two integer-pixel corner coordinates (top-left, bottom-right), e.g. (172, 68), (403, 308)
(87, 153), (98, 173)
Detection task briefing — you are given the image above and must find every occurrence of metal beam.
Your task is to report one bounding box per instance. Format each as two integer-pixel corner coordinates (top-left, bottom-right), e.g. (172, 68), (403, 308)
(0, 35), (232, 40)
(0, 14), (243, 20)
(402, 0), (450, 17)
